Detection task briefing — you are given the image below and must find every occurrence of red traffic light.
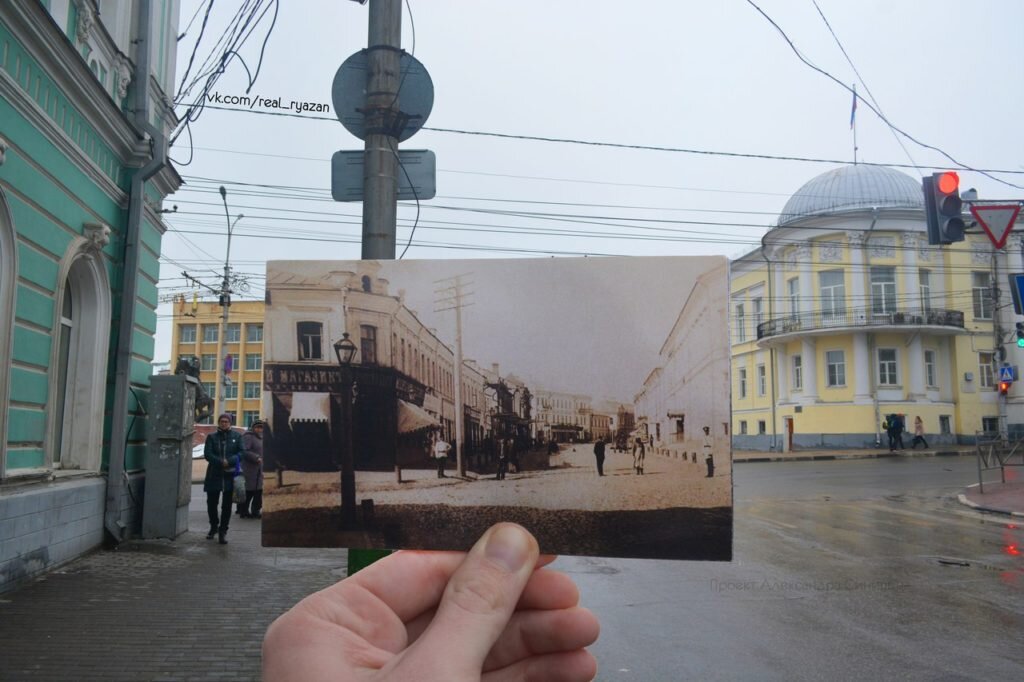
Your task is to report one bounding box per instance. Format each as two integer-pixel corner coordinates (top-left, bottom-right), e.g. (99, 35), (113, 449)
(999, 381), (1011, 395)
(936, 171), (959, 195)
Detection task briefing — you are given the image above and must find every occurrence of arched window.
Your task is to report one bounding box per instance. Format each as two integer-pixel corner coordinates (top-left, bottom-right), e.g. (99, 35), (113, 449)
(361, 275), (372, 293)
(0, 190), (17, 478)
(48, 226), (112, 471)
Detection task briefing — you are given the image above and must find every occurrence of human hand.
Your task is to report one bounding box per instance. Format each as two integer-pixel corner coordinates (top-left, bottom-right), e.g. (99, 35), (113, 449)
(263, 523), (599, 681)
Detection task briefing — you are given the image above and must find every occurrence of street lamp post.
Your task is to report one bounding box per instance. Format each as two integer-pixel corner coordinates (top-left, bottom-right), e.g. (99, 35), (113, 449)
(214, 185), (243, 420)
(334, 333), (358, 529)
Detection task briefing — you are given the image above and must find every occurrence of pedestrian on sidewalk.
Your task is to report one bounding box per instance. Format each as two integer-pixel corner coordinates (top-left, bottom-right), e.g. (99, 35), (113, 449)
(239, 420), (265, 519)
(632, 437), (645, 475)
(593, 438), (606, 476)
(433, 435), (451, 478)
(496, 437), (509, 480)
(911, 416), (929, 449)
(884, 415), (896, 451)
(894, 413), (906, 450)
(703, 426), (715, 478)
(204, 414), (243, 544)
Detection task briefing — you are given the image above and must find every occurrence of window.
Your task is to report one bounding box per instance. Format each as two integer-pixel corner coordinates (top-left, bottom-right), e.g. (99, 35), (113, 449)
(752, 297), (764, 331)
(792, 354), (803, 391)
(819, 270), (846, 318)
(243, 411), (261, 428)
(297, 322), (323, 360)
(788, 277), (800, 315)
(247, 324), (263, 343)
(924, 350), (936, 387)
(224, 383), (238, 399)
(226, 323), (241, 343)
(738, 367), (747, 398)
(978, 351), (995, 389)
(202, 324), (219, 343)
(919, 269), (932, 313)
(826, 350), (846, 387)
(757, 364), (767, 396)
(203, 382), (216, 399)
(735, 303), (746, 343)
(53, 281), (73, 465)
(740, 420), (748, 435)
(870, 267), (897, 315)
(359, 325), (377, 365)
(246, 353), (262, 371)
(201, 354), (217, 371)
(982, 417), (999, 435)
(877, 348), (898, 386)
(973, 272), (992, 320)
(939, 415), (951, 435)
(180, 324), (196, 343)
(244, 382), (261, 399)
(758, 420), (766, 435)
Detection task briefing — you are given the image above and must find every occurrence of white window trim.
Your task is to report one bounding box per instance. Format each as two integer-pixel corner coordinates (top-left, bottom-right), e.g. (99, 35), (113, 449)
(792, 354), (803, 391)
(757, 363), (767, 396)
(877, 348), (900, 387)
(825, 349), (847, 388)
(924, 349), (937, 388)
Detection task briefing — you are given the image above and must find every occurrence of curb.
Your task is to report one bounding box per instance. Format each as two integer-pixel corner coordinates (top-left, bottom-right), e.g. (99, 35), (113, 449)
(956, 493), (1024, 518)
(733, 450), (972, 464)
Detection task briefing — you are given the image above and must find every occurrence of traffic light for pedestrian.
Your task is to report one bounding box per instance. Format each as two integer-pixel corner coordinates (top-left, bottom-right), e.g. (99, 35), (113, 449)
(924, 171), (966, 245)
(999, 380), (1011, 396)
(1016, 322), (1024, 348)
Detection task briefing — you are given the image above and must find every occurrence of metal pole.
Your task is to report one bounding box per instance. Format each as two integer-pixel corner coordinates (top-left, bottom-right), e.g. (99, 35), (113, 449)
(454, 278), (465, 476)
(215, 188), (240, 421)
(362, 0), (402, 260)
(341, 368), (357, 528)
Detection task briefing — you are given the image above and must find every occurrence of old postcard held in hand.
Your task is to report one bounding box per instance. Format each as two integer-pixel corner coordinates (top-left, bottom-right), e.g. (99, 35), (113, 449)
(261, 256), (732, 560)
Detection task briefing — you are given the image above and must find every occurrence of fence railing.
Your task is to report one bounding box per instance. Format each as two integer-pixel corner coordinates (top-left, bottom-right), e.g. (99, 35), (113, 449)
(757, 308), (965, 340)
(974, 432), (1024, 493)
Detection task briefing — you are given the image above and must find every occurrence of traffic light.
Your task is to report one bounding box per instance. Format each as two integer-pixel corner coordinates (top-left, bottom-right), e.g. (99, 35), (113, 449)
(1017, 322), (1024, 348)
(1000, 380), (1011, 396)
(923, 171), (966, 245)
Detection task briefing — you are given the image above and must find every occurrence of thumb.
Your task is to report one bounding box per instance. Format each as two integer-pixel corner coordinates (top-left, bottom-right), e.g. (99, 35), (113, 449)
(409, 523), (539, 676)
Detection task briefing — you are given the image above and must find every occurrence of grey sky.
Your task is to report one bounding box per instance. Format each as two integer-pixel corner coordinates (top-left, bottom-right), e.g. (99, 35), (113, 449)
(157, 0), (1024, 364)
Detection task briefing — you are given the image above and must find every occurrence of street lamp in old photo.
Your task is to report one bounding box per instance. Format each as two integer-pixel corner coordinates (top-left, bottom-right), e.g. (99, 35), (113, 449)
(333, 332), (358, 528)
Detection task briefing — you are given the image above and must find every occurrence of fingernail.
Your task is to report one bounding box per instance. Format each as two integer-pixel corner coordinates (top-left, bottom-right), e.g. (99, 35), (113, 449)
(485, 524), (531, 573)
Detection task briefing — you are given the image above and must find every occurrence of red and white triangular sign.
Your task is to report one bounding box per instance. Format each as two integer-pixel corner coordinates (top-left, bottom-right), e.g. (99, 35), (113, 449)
(971, 203), (1021, 249)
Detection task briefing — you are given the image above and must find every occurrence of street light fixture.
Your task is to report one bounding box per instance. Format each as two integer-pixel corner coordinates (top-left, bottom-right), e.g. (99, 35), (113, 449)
(334, 333), (358, 529)
(213, 185), (244, 420)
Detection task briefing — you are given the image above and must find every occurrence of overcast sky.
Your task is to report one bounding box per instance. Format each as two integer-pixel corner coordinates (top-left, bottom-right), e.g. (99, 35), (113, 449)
(157, 0), (1024, 367)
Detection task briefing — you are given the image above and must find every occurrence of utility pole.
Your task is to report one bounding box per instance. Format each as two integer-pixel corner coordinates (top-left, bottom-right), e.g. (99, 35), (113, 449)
(216, 186), (242, 421)
(362, 0), (402, 259)
(436, 274), (474, 476)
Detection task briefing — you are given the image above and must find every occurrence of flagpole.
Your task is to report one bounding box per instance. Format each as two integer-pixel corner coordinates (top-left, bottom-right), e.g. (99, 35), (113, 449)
(851, 83), (858, 164)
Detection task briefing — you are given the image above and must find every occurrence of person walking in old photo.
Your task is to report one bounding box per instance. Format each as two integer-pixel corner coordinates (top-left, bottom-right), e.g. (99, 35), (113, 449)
(703, 426), (715, 478)
(593, 438), (606, 476)
(433, 435), (451, 478)
(239, 420), (264, 519)
(632, 437), (645, 475)
(204, 414), (243, 544)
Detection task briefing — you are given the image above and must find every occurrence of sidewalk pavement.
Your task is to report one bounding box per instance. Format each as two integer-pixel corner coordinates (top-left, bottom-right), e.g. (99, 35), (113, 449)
(958, 470), (1024, 518)
(0, 485), (344, 681)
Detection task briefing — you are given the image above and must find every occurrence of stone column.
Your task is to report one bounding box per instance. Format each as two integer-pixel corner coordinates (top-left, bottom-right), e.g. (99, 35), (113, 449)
(907, 334), (926, 400)
(801, 337), (819, 401)
(853, 332), (872, 403)
(901, 233), (920, 313)
(776, 346), (789, 402)
(797, 242), (813, 326)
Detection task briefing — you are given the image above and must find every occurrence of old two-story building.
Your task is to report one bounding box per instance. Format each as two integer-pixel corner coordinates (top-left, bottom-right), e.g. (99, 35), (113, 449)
(1, 0), (180, 592)
(730, 164), (1005, 450)
(533, 389), (594, 443)
(632, 260), (731, 459)
(262, 261), (531, 473)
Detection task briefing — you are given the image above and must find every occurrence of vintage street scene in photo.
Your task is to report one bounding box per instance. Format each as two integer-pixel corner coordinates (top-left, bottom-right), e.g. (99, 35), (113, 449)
(261, 256), (732, 560)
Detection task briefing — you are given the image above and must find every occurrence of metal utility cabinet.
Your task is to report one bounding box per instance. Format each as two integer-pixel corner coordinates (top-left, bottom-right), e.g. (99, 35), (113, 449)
(142, 374), (198, 539)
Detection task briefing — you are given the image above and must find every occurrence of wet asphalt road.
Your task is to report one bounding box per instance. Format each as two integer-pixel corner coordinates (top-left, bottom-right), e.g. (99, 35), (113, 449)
(560, 457), (1024, 681)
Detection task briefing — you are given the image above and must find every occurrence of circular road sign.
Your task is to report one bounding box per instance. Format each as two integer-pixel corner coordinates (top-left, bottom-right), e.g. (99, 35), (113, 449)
(332, 50), (434, 142)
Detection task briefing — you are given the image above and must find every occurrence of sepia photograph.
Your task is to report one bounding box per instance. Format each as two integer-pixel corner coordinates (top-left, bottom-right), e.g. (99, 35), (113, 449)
(261, 256), (732, 560)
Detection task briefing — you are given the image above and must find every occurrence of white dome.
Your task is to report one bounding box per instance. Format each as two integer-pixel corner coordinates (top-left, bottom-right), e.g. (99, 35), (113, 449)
(777, 165), (923, 227)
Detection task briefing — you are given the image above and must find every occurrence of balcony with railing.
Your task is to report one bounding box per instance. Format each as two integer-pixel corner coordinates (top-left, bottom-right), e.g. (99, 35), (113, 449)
(756, 308), (966, 343)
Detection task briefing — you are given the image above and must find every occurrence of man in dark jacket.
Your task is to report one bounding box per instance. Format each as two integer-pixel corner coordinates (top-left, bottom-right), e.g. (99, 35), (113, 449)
(593, 439), (606, 476)
(204, 414), (243, 544)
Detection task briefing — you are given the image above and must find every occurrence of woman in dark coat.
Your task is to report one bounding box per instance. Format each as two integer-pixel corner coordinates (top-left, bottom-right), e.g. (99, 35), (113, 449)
(239, 421), (265, 518)
(204, 414), (243, 544)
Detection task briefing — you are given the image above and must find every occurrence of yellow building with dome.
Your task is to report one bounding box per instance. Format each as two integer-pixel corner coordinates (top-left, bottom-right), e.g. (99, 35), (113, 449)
(730, 165), (1007, 450)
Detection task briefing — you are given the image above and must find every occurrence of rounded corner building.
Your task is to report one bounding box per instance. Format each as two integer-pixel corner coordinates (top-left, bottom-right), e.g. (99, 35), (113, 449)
(730, 164), (1007, 451)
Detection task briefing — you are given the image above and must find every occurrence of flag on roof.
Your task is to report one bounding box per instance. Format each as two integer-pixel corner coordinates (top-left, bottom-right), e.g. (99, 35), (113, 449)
(849, 84), (857, 129)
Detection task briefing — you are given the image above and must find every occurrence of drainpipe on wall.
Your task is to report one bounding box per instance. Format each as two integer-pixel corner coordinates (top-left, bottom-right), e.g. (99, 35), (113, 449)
(864, 208), (881, 446)
(105, 0), (167, 544)
(760, 233), (777, 451)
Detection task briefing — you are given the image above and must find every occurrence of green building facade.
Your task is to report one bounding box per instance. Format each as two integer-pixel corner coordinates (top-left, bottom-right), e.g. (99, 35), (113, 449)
(0, 0), (180, 592)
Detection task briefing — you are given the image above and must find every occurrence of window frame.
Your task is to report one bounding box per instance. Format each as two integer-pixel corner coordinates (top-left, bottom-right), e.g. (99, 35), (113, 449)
(246, 324), (264, 343)
(201, 353), (217, 371)
(245, 353), (262, 371)
(225, 323), (241, 343)
(825, 349), (846, 387)
(972, 272), (992, 320)
(738, 367), (747, 398)
(202, 324), (219, 343)
(870, 266), (897, 315)
(877, 348), (899, 386)
(244, 382), (261, 399)
(787, 277), (800, 315)
(978, 351), (995, 389)
(735, 303), (746, 343)
(296, 321), (324, 361)
(792, 354), (803, 391)
(360, 324), (378, 365)
(179, 324), (197, 343)
(819, 270), (846, 318)
(757, 363), (767, 396)
(924, 349), (937, 388)
(918, 269), (932, 313)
